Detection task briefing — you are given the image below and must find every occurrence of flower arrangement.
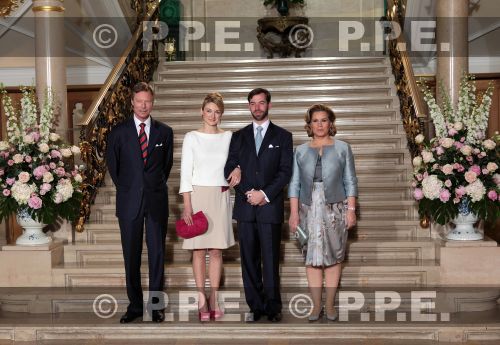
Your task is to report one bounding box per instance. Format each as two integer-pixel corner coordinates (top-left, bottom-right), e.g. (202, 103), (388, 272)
(0, 87), (83, 225)
(412, 75), (500, 225)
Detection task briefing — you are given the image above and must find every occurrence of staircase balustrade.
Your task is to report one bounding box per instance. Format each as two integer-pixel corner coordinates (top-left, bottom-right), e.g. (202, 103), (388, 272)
(76, 0), (160, 232)
(387, 0), (429, 158)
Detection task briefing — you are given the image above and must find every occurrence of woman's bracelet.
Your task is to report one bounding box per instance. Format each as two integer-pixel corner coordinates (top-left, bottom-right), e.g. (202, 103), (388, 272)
(346, 206), (356, 211)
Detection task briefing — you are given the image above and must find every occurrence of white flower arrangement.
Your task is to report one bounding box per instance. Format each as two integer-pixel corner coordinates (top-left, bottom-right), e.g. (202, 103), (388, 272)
(413, 74), (499, 225)
(0, 86), (84, 224)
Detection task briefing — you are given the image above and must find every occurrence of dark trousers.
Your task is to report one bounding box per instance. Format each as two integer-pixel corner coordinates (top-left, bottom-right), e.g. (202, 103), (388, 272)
(118, 198), (167, 313)
(238, 221), (282, 316)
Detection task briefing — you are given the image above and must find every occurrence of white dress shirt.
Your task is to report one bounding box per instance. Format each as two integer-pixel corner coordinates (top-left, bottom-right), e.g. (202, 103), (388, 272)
(253, 119), (270, 140)
(252, 119), (271, 202)
(133, 115), (151, 139)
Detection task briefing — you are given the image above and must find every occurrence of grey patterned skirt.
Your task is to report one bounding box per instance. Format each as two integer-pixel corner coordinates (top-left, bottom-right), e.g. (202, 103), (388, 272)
(299, 182), (348, 267)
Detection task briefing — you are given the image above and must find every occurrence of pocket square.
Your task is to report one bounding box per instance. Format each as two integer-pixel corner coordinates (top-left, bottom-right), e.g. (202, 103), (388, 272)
(268, 144), (279, 148)
(155, 143), (163, 147)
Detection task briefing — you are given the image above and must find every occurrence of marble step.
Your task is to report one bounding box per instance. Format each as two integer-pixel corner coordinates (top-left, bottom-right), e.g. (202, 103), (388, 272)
(166, 133), (408, 150)
(3, 322), (500, 343)
(161, 148), (412, 166)
(154, 84), (393, 100)
(153, 95), (399, 109)
(63, 239), (437, 265)
(93, 182), (415, 208)
(93, 180), (413, 208)
(155, 74), (392, 88)
(159, 57), (389, 70)
(158, 63), (390, 79)
(154, 107), (401, 122)
(4, 285), (499, 315)
(168, 119), (405, 133)
(98, 164), (413, 187)
(164, 127), (407, 142)
(87, 200), (418, 225)
(51, 260), (441, 288)
(77, 220), (426, 244)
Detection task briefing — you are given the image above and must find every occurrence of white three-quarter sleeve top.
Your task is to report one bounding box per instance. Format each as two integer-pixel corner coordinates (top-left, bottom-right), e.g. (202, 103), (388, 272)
(179, 130), (232, 194)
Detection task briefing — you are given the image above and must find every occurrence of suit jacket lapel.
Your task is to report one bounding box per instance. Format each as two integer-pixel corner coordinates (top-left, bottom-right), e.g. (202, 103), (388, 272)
(258, 121), (275, 156)
(242, 124), (255, 154)
(126, 118), (144, 169)
(148, 118), (159, 155)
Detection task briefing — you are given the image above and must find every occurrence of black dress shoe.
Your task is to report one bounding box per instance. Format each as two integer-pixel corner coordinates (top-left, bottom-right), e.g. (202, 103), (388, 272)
(120, 311), (142, 324)
(152, 309), (165, 323)
(267, 312), (282, 322)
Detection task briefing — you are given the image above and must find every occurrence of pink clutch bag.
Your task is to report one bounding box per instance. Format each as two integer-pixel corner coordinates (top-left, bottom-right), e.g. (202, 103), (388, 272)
(175, 211), (208, 239)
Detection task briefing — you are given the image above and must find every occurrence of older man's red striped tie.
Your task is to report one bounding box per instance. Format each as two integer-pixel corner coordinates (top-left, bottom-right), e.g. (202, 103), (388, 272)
(138, 123), (148, 165)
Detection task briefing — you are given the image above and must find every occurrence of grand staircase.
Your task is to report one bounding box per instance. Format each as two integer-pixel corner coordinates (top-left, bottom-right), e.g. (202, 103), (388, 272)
(58, 56), (438, 288)
(12, 57), (499, 343)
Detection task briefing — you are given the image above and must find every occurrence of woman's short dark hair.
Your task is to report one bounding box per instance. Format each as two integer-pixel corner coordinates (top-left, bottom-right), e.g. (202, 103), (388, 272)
(132, 82), (154, 97)
(304, 103), (337, 137)
(247, 88), (271, 103)
(202, 92), (224, 114)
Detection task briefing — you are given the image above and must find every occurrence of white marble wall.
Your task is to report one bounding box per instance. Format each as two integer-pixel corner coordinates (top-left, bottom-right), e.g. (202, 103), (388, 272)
(176, 0), (385, 60)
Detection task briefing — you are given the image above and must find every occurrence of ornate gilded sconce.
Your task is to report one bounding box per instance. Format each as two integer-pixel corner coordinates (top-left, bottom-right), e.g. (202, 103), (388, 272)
(165, 37), (176, 61)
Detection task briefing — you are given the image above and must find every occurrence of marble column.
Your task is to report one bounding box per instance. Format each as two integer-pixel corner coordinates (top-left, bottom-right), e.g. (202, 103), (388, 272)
(436, 0), (469, 106)
(33, 0), (71, 243)
(32, 0), (69, 141)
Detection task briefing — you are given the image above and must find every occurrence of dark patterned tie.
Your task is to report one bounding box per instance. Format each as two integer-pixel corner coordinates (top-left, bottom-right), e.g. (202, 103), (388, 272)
(138, 123), (148, 165)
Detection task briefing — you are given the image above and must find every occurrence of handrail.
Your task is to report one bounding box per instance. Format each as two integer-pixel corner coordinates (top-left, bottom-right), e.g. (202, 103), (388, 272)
(75, 1), (161, 232)
(80, 1), (159, 126)
(387, 0), (429, 158)
(79, 27), (143, 127)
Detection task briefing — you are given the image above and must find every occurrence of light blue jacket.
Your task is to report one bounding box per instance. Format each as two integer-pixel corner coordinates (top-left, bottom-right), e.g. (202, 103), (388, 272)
(288, 140), (358, 205)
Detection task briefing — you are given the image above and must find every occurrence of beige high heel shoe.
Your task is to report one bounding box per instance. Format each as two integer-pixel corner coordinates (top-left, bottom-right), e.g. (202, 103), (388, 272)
(308, 306), (323, 322)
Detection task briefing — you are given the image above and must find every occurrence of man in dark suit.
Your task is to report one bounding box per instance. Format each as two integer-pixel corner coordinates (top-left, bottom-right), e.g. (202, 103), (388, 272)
(224, 88), (293, 322)
(106, 82), (173, 323)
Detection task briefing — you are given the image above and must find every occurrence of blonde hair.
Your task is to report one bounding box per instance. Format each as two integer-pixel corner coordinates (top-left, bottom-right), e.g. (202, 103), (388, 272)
(202, 92), (224, 114)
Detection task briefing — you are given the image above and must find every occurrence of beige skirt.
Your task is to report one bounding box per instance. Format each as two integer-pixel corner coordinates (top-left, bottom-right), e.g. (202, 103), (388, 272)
(182, 185), (235, 250)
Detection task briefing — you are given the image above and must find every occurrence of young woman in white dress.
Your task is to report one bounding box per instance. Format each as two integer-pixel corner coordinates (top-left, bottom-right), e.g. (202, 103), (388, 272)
(179, 92), (240, 321)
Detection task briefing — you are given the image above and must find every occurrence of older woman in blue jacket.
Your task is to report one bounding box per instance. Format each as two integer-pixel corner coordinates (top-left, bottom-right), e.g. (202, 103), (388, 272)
(288, 103), (358, 322)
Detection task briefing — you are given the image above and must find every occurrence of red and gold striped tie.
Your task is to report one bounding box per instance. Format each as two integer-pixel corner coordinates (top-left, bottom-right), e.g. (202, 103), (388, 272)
(138, 123), (148, 165)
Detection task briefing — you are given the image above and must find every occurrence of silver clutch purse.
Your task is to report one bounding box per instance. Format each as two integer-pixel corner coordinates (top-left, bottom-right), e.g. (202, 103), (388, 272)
(294, 225), (309, 248)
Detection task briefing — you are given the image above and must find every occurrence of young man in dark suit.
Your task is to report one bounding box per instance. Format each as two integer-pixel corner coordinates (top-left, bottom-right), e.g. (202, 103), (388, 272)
(106, 82), (174, 323)
(224, 88), (293, 322)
